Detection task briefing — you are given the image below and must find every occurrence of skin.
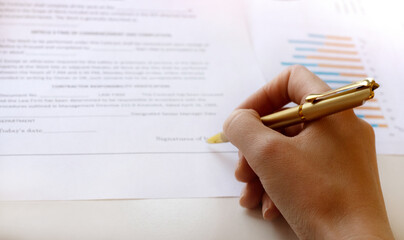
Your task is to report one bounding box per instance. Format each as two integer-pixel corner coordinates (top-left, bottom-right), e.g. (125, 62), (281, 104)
(223, 65), (394, 240)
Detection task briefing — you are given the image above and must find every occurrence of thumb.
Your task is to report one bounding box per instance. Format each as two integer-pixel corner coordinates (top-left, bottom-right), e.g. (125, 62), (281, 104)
(223, 109), (287, 173)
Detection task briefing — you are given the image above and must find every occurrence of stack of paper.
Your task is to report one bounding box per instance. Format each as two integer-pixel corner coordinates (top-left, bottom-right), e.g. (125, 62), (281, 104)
(0, 0), (402, 200)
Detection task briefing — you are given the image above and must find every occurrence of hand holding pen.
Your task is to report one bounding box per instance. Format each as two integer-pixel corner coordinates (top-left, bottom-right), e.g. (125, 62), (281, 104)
(215, 65), (394, 239)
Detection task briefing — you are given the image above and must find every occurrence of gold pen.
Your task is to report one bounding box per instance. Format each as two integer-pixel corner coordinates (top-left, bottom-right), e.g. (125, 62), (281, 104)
(207, 78), (379, 144)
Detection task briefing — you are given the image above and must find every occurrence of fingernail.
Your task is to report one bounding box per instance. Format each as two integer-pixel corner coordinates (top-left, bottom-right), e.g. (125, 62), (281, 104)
(263, 207), (271, 220)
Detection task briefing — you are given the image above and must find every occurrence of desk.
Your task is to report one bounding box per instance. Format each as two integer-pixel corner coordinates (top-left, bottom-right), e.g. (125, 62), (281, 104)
(0, 155), (403, 240)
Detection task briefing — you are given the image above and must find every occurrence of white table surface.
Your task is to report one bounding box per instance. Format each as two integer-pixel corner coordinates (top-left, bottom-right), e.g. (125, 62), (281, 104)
(1, 155), (403, 240)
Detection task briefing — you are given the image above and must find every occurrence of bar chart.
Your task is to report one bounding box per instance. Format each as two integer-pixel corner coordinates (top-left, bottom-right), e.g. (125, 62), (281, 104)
(246, 0), (404, 153)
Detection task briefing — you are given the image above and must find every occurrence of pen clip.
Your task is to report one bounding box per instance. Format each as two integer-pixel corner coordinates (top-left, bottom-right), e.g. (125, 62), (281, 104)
(305, 78), (379, 103)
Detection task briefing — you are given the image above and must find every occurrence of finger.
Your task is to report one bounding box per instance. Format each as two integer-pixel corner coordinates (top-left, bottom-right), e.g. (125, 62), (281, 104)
(235, 151), (257, 182)
(262, 193), (281, 221)
(223, 109), (286, 172)
(237, 65), (331, 116)
(281, 123), (304, 137)
(239, 179), (264, 209)
(299, 109), (357, 138)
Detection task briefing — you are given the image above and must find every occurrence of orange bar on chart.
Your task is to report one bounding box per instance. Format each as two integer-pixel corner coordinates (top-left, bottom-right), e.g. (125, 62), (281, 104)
(324, 42), (355, 48)
(317, 49), (358, 55)
(340, 73), (368, 77)
(356, 106), (381, 111)
(325, 35), (353, 41)
(306, 56), (361, 62)
(364, 115), (384, 119)
(317, 64), (364, 70)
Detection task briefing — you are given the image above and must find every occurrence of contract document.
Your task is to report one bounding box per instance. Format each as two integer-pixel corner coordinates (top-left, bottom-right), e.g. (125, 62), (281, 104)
(0, 0), (264, 200)
(1, 0), (403, 200)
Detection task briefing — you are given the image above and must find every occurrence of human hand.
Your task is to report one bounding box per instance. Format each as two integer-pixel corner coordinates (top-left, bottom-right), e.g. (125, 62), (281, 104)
(223, 66), (394, 239)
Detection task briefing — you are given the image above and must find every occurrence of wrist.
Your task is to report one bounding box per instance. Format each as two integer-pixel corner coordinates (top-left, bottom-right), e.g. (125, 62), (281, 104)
(312, 206), (394, 240)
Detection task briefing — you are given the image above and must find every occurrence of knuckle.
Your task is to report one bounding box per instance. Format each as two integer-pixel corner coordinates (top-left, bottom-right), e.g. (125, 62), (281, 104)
(288, 65), (311, 81)
(251, 137), (282, 163)
(360, 120), (375, 140)
(289, 64), (309, 74)
(264, 137), (285, 157)
(337, 114), (376, 143)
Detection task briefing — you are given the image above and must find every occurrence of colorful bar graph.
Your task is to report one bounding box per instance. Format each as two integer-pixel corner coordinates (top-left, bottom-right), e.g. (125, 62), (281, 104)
(323, 79), (353, 84)
(370, 124), (388, 128)
(289, 40), (324, 45)
(312, 71), (367, 78)
(325, 42), (355, 48)
(289, 40), (355, 48)
(356, 106), (381, 111)
(317, 49), (358, 55)
(295, 48), (358, 55)
(357, 114), (385, 119)
(293, 55), (361, 62)
(308, 34), (352, 41)
(319, 64), (363, 70)
(281, 62), (316, 67)
(281, 62), (364, 70)
(340, 73), (367, 77)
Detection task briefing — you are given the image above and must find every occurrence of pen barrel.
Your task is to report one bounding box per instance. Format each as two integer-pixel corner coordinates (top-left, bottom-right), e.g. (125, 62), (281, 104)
(259, 88), (372, 130)
(302, 88), (371, 121)
(261, 106), (301, 129)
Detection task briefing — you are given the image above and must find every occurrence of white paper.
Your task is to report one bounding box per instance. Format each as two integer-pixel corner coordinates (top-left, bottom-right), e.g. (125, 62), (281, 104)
(1, 0), (403, 201)
(0, 0), (265, 200)
(244, 0), (404, 154)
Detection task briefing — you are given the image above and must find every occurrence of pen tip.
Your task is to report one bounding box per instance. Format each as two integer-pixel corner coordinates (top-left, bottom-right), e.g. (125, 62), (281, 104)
(206, 133), (228, 144)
